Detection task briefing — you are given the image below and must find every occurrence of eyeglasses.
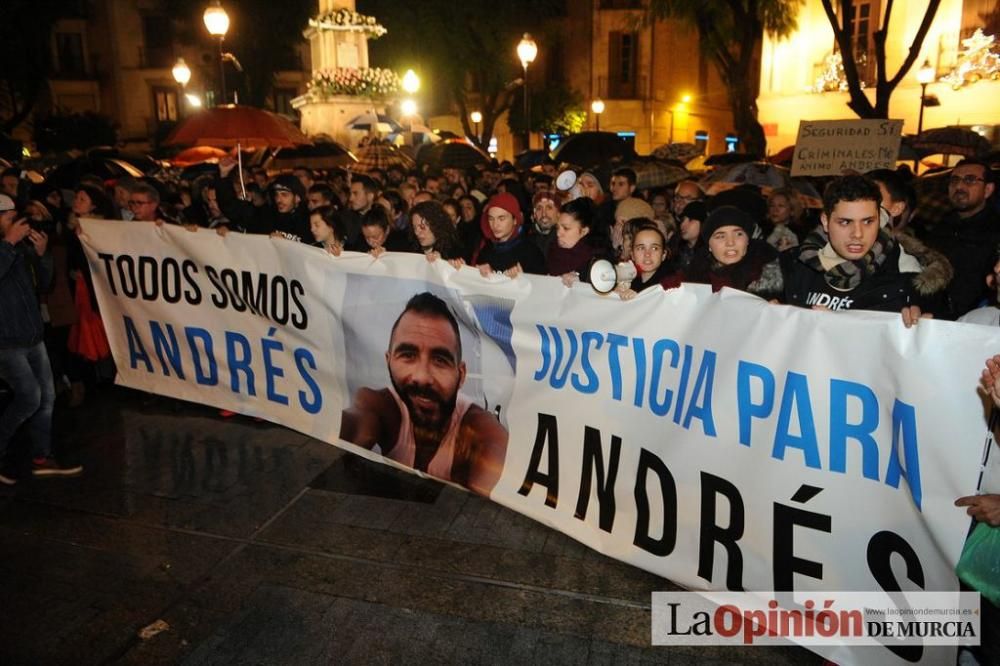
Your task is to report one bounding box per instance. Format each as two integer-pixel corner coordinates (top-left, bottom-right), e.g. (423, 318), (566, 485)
(128, 199), (155, 207)
(948, 175), (986, 186)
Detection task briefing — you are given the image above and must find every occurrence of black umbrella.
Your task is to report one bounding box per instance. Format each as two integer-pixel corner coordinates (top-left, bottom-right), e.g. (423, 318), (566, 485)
(549, 131), (635, 168)
(704, 152), (760, 167)
(417, 139), (491, 170)
(45, 156), (145, 189)
(267, 139), (357, 170)
(912, 126), (992, 158)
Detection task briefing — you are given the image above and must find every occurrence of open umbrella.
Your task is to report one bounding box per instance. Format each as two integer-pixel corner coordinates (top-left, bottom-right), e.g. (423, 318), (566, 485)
(416, 139), (491, 170)
(767, 145), (795, 166)
(652, 142), (702, 164)
(170, 146), (229, 167)
(268, 139), (357, 171)
(704, 152), (760, 167)
(702, 161), (791, 190)
(912, 126), (991, 158)
(165, 105), (311, 149)
(346, 112), (403, 133)
(625, 159), (690, 190)
(353, 141), (416, 173)
(549, 131), (636, 168)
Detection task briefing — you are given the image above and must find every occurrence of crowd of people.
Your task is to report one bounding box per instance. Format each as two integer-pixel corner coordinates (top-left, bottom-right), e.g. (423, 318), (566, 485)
(1, 149), (999, 661)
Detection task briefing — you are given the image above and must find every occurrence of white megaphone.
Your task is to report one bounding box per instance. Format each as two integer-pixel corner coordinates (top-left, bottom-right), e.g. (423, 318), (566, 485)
(588, 259), (638, 294)
(555, 169), (583, 201)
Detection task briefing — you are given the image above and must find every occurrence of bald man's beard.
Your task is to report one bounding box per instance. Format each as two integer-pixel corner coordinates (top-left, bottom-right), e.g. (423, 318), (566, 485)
(390, 375), (458, 443)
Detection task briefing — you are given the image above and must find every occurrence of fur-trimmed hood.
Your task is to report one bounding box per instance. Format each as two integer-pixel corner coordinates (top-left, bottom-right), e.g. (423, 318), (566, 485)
(896, 232), (954, 296)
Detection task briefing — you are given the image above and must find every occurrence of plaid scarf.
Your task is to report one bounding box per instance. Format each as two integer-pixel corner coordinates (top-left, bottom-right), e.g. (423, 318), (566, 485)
(798, 228), (895, 291)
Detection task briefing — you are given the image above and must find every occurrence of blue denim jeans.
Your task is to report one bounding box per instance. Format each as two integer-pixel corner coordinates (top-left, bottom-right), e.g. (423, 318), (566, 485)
(0, 341), (54, 460)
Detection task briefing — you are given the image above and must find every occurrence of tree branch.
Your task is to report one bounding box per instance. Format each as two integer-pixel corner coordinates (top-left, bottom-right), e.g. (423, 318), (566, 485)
(886, 0), (941, 88)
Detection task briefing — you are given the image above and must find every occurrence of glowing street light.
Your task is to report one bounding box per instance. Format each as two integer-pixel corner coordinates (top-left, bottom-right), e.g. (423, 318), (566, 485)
(203, 1), (230, 104)
(172, 58), (192, 87)
(916, 59), (936, 137)
(402, 69), (420, 95)
(517, 33), (538, 146)
(469, 110), (482, 140)
(590, 98), (605, 131)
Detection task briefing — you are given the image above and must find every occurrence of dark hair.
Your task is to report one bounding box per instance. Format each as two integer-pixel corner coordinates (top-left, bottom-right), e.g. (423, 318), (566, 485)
(560, 197), (597, 230)
(390, 291), (462, 360)
(441, 198), (460, 218)
(361, 204), (391, 231)
(382, 189), (406, 216)
(867, 169), (916, 212)
(293, 166), (313, 178)
(954, 158), (995, 185)
(630, 220), (667, 249)
(533, 173), (553, 186)
(457, 194), (481, 222)
(308, 183), (336, 202)
(351, 174), (379, 194)
(612, 167), (637, 187)
(822, 175), (881, 217)
(409, 200), (464, 257)
(75, 183), (115, 219)
(310, 205), (346, 243)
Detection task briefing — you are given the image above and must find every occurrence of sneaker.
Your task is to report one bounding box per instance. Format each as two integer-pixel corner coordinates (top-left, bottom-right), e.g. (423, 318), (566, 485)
(0, 471), (16, 486)
(31, 458), (83, 478)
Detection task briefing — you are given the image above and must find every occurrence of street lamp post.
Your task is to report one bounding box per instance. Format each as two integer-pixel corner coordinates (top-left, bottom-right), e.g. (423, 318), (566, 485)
(517, 33), (537, 148)
(915, 59), (935, 170)
(172, 58), (191, 88)
(203, 0), (230, 105)
(470, 110), (482, 142)
(402, 69), (420, 95)
(172, 58), (192, 116)
(916, 59), (934, 136)
(666, 93), (692, 144)
(590, 98), (604, 131)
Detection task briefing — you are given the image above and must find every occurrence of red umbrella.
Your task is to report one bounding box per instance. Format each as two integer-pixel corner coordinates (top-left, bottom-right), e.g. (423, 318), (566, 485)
(170, 145), (229, 167)
(165, 105), (312, 149)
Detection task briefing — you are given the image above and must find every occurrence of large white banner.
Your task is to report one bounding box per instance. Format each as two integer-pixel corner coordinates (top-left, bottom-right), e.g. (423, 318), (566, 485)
(80, 219), (996, 665)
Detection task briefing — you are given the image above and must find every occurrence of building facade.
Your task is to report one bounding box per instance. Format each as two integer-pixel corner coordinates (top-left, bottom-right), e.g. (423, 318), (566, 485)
(560, 0), (737, 156)
(758, 0), (1000, 152)
(30, 0), (310, 150)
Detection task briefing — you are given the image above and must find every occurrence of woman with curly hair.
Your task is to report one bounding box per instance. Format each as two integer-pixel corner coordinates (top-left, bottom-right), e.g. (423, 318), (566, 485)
(408, 200), (465, 260)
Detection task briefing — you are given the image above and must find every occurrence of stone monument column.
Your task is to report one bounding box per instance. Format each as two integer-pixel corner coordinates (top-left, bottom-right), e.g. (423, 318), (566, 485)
(294, 0), (395, 147)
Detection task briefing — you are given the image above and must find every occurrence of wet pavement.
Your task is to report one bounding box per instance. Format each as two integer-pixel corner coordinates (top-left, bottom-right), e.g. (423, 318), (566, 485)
(0, 386), (820, 665)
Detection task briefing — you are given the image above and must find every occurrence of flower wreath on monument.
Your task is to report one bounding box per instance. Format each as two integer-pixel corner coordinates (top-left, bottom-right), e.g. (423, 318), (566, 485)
(309, 7), (387, 38)
(306, 67), (400, 99)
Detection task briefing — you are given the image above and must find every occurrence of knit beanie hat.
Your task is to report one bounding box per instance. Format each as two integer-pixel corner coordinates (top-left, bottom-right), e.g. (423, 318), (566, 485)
(700, 205), (755, 243)
(480, 192), (524, 241)
(615, 196), (655, 222)
(680, 201), (708, 222)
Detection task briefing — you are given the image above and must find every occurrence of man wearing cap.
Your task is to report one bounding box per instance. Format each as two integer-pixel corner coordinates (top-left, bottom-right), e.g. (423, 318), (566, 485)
(0, 194), (83, 484)
(215, 158), (311, 242)
(527, 190), (563, 256)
